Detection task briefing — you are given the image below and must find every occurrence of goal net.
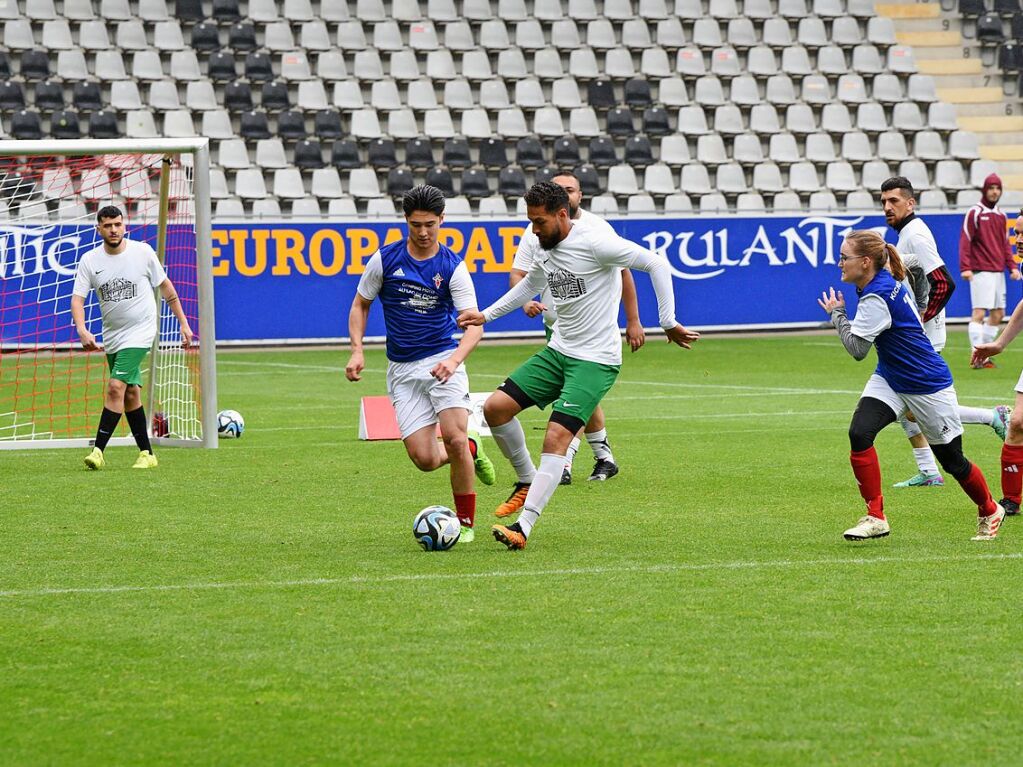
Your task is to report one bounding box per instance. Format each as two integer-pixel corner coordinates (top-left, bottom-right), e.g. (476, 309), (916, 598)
(0, 139), (217, 449)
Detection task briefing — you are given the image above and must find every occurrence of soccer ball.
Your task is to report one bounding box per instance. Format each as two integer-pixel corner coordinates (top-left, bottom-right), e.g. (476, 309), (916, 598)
(412, 505), (461, 551)
(217, 409), (245, 439)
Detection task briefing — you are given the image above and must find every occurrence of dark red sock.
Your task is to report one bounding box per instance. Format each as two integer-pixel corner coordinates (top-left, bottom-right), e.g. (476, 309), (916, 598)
(466, 436), (478, 460)
(958, 462), (998, 516)
(850, 447), (885, 519)
(453, 493), (476, 528)
(1000, 444), (1023, 504)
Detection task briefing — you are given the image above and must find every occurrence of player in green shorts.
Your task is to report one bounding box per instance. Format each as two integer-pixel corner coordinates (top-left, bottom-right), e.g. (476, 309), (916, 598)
(510, 170), (646, 485)
(71, 206), (194, 470)
(458, 182), (700, 549)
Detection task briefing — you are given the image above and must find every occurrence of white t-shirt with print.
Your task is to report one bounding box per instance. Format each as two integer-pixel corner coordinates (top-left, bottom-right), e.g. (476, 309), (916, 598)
(512, 208), (616, 328)
(72, 239), (167, 353)
(485, 219), (677, 366)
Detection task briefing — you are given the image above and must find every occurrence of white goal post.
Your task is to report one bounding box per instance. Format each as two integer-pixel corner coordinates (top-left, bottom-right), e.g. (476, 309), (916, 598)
(0, 138), (217, 449)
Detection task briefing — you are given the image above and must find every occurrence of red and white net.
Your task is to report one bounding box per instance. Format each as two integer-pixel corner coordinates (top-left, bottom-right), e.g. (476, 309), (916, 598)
(0, 152), (203, 445)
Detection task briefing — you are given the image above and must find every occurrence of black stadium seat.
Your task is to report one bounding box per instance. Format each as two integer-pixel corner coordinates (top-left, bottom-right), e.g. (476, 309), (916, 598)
(402, 138), (432, 168)
(587, 79), (617, 110)
(587, 135), (619, 167)
(260, 81), (290, 112)
(498, 165), (526, 197)
(88, 110), (120, 139)
(331, 139), (361, 169)
(224, 81), (253, 112)
(442, 137), (472, 168)
(72, 81), (102, 112)
(515, 136), (546, 168)
(368, 138), (398, 168)
(228, 22), (257, 51)
(293, 139), (324, 169)
(244, 52), (274, 82)
(425, 167), (455, 197)
(207, 51), (238, 81)
(191, 22), (221, 52)
(0, 80), (25, 111)
(624, 78), (652, 108)
(276, 109), (307, 140)
(239, 110), (271, 140)
(977, 12), (1006, 41)
(386, 167), (414, 197)
(478, 137), (510, 168)
(643, 106), (672, 135)
(11, 109), (42, 139)
(314, 110), (343, 140)
(34, 81), (64, 112)
(460, 167), (491, 198)
(211, 0), (241, 22)
(553, 136), (581, 165)
(574, 164), (601, 197)
(624, 135), (654, 167)
(20, 50), (50, 80)
(50, 109), (81, 139)
(607, 106), (636, 136)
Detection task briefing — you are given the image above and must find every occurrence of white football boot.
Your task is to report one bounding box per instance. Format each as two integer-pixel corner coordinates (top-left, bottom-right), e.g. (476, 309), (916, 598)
(843, 515), (891, 541)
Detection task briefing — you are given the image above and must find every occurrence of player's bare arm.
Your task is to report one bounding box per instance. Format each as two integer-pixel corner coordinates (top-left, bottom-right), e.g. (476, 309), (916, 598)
(70, 294), (101, 351)
(621, 268), (645, 352)
(431, 322), (483, 383)
(159, 278), (193, 348)
(345, 293), (372, 381)
(973, 296), (1023, 363)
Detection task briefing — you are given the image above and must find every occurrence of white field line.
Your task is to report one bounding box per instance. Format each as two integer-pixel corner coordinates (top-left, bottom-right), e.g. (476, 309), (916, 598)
(1, 552), (1019, 600)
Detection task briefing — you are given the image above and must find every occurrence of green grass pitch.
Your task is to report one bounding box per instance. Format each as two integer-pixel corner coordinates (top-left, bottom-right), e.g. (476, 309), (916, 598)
(3, 329), (1022, 765)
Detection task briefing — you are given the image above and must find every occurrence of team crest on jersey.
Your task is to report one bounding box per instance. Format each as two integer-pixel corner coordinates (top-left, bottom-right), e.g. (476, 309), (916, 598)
(98, 277), (137, 303)
(433, 272), (444, 289)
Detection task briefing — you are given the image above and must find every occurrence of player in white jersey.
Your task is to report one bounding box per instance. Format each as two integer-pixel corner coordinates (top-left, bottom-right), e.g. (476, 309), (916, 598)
(458, 182), (699, 550)
(880, 177), (1010, 488)
(510, 170), (646, 485)
(71, 206), (194, 470)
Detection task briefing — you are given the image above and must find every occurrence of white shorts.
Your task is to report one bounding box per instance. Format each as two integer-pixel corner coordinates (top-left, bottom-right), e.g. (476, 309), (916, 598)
(1015, 368), (1023, 394)
(862, 373), (963, 445)
(968, 271), (1006, 310)
(386, 350), (472, 439)
(923, 312), (946, 353)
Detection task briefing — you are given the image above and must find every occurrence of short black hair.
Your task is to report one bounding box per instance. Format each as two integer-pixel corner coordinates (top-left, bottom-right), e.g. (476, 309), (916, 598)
(96, 205), (123, 222)
(880, 176), (914, 199)
(524, 181), (569, 214)
(552, 169), (579, 183)
(402, 184), (445, 217)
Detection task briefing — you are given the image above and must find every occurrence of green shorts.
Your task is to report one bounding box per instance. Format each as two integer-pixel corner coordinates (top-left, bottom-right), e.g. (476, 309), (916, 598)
(105, 347), (149, 387)
(506, 345), (619, 427)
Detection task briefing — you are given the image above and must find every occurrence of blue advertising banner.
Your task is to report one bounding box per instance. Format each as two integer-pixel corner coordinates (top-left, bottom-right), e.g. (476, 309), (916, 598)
(3, 213), (1021, 345)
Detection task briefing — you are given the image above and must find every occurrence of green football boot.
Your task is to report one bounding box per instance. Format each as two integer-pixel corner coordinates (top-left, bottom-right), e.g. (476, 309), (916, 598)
(467, 430), (496, 486)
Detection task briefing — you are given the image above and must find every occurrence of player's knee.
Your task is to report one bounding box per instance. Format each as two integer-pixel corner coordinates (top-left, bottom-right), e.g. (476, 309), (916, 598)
(930, 438), (970, 479)
(848, 424), (876, 452)
(1009, 411), (1023, 442)
(408, 450), (435, 472)
(442, 430), (468, 457)
(483, 395), (512, 426)
(105, 379), (126, 399)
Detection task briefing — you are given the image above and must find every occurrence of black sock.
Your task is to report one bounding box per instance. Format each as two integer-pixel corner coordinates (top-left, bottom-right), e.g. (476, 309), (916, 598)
(125, 406), (152, 453)
(94, 407), (122, 451)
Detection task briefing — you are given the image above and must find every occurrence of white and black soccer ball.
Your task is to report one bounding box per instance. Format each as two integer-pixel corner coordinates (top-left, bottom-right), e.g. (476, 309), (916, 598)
(412, 505), (461, 551)
(217, 409), (245, 439)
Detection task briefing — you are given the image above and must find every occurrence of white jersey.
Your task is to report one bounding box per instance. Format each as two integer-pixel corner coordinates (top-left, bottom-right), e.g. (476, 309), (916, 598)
(512, 209), (616, 328)
(896, 215), (946, 351)
(485, 219), (677, 366)
(72, 239), (167, 353)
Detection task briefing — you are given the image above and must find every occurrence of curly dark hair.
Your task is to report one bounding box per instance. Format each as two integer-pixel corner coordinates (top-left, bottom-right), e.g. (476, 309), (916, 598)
(880, 176), (914, 199)
(523, 181), (569, 214)
(402, 184), (446, 217)
(96, 205), (123, 222)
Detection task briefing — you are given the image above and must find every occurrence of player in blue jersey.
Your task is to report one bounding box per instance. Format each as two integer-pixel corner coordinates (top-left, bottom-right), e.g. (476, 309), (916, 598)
(345, 185), (496, 542)
(818, 230), (1005, 542)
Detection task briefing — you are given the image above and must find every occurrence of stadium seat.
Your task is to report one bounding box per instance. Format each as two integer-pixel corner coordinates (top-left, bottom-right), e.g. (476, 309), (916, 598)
(934, 160), (969, 190)
(587, 79), (617, 110)
(846, 190), (876, 210)
(425, 167), (455, 197)
(517, 79), (547, 110)
(781, 46), (813, 76)
(575, 165), (601, 196)
(133, 51), (165, 82)
(294, 139), (325, 170)
(239, 110), (271, 140)
(768, 133), (800, 165)
(625, 136), (655, 166)
(750, 104), (783, 134)
(41, 20), (73, 50)
(11, 109), (42, 139)
(588, 136), (620, 167)
(460, 168), (491, 198)
(678, 106), (710, 135)
(154, 21), (185, 52)
(917, 189), (948, 210)
(498, 166), (527, 197)
(892, 102), (924, 132)
(907, 75), (938, 103)
(658, 77), (689, 106)
(88, 110), (119, 139)
(553, 78), (585, 109)
(569, 48), (601, 79)
(715, 162), (747, 194)
(735, 192), (765, 212)
(809, 191), (839, 211)
(861, 160), (892, 191)
(677, 46), (708, 77)
(752, 162), (785, 193)
(899, 160), (931, 190)
(854, 103), (886, 133)
(948, 131), (981, 160)
(607, 107), (635, 136)
(841, 132), (874, 164)
(169, 51), (201, 81)
(554, 137), (581, 166)
(211, 0), (241, 21)
(772, 190), (802, 211)
(72, 81), (102, 112)
(589, 194), (620, 215)
(273, 169), (306, 199)
(349, 168), (384, 198)
(766, 75), (797, 105)
(913, 131), (946, 162)
(34, 81), (64, 112)
(680, 163), (712, 195)
(695, 76), (726, 107)
(825, 161), (858, 192)
(327, 139), (359, 170)
(878, 131), (910, 162)
(533, 49), (565, 79)
(732, 133), (764, 165)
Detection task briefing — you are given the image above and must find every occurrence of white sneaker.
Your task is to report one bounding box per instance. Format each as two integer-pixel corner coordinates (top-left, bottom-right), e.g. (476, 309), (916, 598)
(843, 515), (891, 541)
(971, 504), (1005, 541)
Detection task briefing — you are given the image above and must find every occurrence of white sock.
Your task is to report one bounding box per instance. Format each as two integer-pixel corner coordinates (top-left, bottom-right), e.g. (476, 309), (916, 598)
(565, 437), (581, 469)
(516, 452), (563, 537)
(913, 446), (939, 476)
(490, 419), (536, 483)
(983, 323), (999, 343)
(968, 321), (985, 349)
(899, 415), (922, 439)
(586, 428), (614, 462)
(959, 405), (994, 425)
